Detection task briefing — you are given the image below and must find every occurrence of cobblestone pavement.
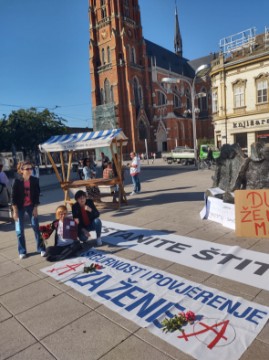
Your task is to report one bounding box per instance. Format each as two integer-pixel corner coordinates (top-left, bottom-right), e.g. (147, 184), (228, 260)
(0, 160), (268, 359)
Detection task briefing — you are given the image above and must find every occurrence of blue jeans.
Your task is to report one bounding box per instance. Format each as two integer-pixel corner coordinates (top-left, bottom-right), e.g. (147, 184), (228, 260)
(131, 174), (141, 193)
(78, 218), (102, 242)
(15, 205), (45, 255)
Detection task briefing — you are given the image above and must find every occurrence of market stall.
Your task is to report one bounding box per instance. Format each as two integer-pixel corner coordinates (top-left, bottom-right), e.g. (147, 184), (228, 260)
(39, 129), (128, 209)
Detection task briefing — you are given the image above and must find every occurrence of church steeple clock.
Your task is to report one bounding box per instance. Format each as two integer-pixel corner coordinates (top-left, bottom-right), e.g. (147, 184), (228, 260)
(89, 0), (151, 153)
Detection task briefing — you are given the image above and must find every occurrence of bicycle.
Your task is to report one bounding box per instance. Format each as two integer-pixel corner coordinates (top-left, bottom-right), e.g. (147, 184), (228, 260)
(198, 159), (216, 170)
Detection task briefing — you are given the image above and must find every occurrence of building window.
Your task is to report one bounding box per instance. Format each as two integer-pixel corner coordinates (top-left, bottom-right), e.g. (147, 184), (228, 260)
(139, 86), (143, 105)
(257, 79), (268, 103)
(234, 85), (245, 108)
(186, 88), (191, 110)
(174, 95), (181, 108)
(100, 88), (104, 104)
(123, 0), (130, 17)
(101, 0), (107, 19)
(101, 48), (105, 64)
(104, 78), (111, 104)
(133, 77), (140, 113)
(138, 120), (147, 140)
(198, 88), (208, 111)
(157, 91), (167, 106)
(110, 85), (114, 103)
(131, 47), (136, 63)
(107, 46), (111, 63)
(212, 90), (218, 113)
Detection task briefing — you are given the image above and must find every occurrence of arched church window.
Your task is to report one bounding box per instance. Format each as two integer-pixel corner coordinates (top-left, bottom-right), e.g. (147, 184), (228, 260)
(174, 95), (181, 108)
(138, 120), (147, 140)
(104, 78), (111, 104)
(186, 88), (191, 110)
(110, 85), (114, 103)
(100, 88), (104, 104)
(198, 87), (208, 111)
(139, 86), (143, 105)
(156, 91), (167, 106)
(107, 46), (111, 63)
(131, 47), (136, 63)
(101, 0), (107, 19)
(133, 77), (140, 112)
(101, 48), (105, 64)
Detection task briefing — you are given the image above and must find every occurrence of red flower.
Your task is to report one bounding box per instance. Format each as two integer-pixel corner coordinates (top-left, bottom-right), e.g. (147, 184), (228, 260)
(185, 311), (196, 322)
(95, 264), (103, 270)
(39, 223), (54, 241)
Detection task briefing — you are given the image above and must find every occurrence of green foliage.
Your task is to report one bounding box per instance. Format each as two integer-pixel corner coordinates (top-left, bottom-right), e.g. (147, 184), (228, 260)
(162, 315), (187, 333)
(0, 108), (67, 154)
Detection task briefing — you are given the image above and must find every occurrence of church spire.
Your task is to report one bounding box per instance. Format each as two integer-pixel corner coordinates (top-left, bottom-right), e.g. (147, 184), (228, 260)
(174, 3), (183, 57)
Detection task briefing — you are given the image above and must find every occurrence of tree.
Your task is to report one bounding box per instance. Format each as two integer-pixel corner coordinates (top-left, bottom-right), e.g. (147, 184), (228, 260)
(0, 108), (67, 156)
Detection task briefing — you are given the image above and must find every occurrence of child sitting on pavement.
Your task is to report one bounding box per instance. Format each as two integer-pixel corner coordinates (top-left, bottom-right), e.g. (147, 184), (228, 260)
(42, 205), (82, 262)
(72, 190), (102, 246)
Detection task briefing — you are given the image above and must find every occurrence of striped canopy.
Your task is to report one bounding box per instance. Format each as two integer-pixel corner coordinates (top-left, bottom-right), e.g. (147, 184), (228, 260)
(39, 129), (128, 153)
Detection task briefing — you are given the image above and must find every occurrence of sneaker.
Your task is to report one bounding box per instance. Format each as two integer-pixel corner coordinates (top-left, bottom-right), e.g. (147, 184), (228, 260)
(96, 238), (102, 246)
(40, 251), (46, 257)
(130, 191), (136, 196)
(19, 254), (26, 259)
(137, 190), (141, 193)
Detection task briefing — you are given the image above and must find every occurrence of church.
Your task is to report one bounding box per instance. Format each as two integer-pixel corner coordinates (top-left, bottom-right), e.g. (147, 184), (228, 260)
(89, 0), (214, 156)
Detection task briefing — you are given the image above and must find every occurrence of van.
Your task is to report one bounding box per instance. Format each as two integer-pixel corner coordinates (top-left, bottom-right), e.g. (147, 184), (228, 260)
(199, 145), (220, 160)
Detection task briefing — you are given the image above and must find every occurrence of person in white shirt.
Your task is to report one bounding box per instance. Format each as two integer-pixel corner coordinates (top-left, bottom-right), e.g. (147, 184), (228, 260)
(129, 152), (141, 195)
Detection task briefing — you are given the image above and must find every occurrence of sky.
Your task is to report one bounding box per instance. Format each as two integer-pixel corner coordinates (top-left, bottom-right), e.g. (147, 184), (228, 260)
(0, 0), (269, 129)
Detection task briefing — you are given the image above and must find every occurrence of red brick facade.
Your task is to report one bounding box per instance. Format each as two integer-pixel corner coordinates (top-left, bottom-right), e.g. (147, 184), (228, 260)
(89, 0), (214, 155)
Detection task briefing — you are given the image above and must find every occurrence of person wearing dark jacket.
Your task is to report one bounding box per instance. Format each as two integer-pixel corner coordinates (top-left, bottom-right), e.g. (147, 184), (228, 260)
(11, 161), (46, 259)
(72, 190), (102, 246)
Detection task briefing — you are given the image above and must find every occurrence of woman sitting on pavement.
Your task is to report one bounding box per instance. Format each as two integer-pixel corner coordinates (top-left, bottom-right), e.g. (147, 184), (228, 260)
(72, 190), (102, 246)
(42, 205), (82, 262)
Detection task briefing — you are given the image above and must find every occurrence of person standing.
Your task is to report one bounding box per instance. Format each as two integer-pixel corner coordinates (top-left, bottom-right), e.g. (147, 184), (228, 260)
(11, 161), (46, 259)
(83, 158), (96, 180)
(100, 152), (109, 171)
(129, 152), (141, 195)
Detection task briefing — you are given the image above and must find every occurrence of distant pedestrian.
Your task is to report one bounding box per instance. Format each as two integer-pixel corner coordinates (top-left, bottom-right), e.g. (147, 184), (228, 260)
(152, 152), (156, 164)
(103, 161), (114, 179)
(32, 164), (40, 178)
(100, 152), (109, 171)
(129, 151), (141, 195)
(11, 161), (46, 259)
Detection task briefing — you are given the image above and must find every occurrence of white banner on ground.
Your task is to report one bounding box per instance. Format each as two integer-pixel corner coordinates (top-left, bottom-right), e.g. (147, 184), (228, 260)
(41, 250), (269, 360)
(101, 221), (269, 291)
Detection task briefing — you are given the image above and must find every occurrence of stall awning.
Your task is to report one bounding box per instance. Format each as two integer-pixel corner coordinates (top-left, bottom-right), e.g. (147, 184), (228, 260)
(39, 129), (128, 153)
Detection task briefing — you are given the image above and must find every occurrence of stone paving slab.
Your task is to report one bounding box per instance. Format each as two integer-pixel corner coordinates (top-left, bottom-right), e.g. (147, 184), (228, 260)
(1, 164), (269, 359)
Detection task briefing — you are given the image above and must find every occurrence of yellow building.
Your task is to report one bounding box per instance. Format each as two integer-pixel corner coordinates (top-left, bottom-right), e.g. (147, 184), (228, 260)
(211, 27), (269, 155)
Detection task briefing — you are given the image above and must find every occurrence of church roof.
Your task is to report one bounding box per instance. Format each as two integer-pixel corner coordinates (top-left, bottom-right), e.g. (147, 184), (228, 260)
(145, 39), (215, 78)
(145, 39), (194, 77)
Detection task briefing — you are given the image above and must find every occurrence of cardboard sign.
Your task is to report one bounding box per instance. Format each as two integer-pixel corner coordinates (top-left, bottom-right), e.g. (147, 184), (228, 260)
(63, 218), (78, 240)
(235, 189), (269, 238)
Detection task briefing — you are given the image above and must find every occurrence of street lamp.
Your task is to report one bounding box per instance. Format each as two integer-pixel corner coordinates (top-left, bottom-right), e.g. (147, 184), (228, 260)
(162, 64), (210, 165)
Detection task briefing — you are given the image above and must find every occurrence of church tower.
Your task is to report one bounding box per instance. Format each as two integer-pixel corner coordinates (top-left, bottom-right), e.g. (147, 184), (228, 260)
(174, 5), (183, 57)
(88, 0), (152, 154)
